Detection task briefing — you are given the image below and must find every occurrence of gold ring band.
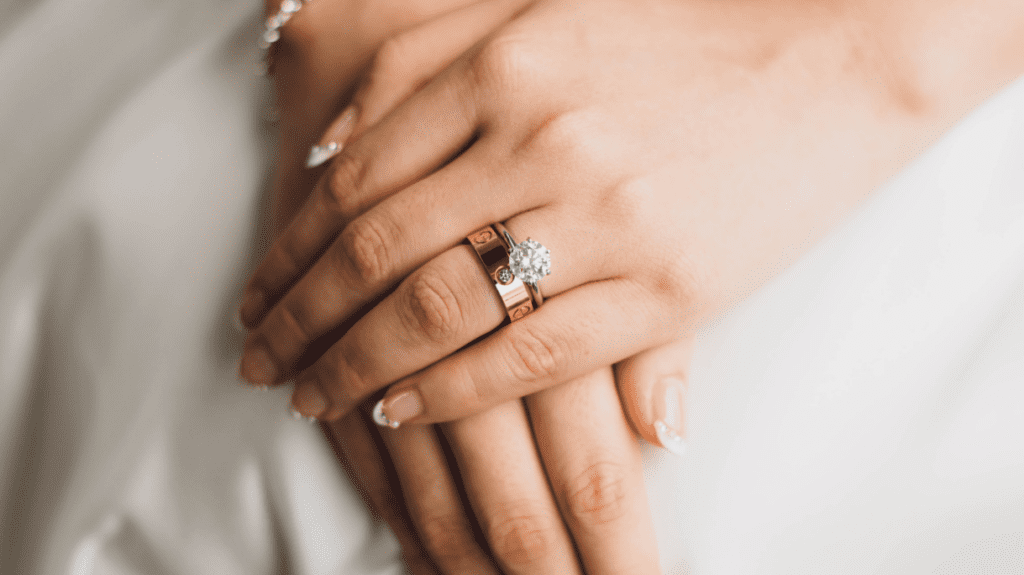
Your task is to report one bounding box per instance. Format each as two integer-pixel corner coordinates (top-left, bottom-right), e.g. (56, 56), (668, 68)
(466, 225), (536, 322)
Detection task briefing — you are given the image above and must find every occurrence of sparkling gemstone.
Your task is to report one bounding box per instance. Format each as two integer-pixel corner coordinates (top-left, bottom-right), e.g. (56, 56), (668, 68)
(267, 14), (286, 28)
(497, 268), (513, 284)
(262, 29), (280, 44)
(509, 238), (550, 285)
(281, 0), (301, 12)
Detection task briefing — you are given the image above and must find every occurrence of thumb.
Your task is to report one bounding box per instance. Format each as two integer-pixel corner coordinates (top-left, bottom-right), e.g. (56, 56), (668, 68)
(615, 336), (694, 457)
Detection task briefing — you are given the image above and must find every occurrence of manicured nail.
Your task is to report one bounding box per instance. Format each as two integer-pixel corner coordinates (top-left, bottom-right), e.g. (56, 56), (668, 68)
(238, 289), (265, 329)
(305, 106), (357, 168)
(289, 406), (318, 424)
(239, 344), (278, 387)
(372, 389), (423, 429)
(232, 310), (247, 334)
(291, 380), (328, 420)
(305, 142), (339, 168)
(652, 376), (687, 457)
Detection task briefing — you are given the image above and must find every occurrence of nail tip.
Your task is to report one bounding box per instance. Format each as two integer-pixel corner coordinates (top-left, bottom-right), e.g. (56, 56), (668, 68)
(232, 311), (247, 334)
(305, 142), (340, 168)
(371, 399), (400, 429)
(655, 421), (687, 457)
(289, 406), (317, 424)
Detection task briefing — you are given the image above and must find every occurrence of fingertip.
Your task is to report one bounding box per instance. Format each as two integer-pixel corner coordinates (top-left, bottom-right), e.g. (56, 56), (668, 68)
(291, 379), (329, 420)
(305, 142), (340, 168)
(651, 376), (687, 457)
(306, 105), (358, 169)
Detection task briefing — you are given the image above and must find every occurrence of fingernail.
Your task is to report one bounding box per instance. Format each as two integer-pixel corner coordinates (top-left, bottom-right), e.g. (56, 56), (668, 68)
(305, 142), (340, 168)
(292, 380), (328, 420)
(305, 106), (357, 168)
(236, 376), (267, 391)
(652, 376), (687, 457)
(232, 310), (247, 334)
(239, 344), (279, 387)
(239, 289), (265, 329)
(289, 406), (318, 424)
(372, 389), (423, 429)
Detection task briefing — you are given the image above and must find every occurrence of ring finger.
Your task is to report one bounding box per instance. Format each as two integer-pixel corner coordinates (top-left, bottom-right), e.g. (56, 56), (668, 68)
(284, 203), (606, 421)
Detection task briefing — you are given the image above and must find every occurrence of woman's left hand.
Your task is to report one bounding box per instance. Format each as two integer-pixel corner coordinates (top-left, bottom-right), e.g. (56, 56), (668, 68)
(240, 0), (941, 424)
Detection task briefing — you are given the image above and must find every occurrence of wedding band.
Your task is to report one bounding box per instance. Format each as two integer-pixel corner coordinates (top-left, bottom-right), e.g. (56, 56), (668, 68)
(466, 226), (535, 322)
(493, 222), (549, 306)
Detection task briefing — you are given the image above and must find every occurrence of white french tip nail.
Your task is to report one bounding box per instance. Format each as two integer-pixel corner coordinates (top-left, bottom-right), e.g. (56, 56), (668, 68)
(305, 142), (340, 168)
(289, 406), (317, 424)
(236, 376), (267, 391)
(655, 421), (687, 457)
(372, 399), (401, 429)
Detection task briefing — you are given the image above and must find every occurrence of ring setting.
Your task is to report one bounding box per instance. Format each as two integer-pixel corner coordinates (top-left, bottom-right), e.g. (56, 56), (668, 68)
(466, 224), (550, 322)
(507, 237), (551, 288)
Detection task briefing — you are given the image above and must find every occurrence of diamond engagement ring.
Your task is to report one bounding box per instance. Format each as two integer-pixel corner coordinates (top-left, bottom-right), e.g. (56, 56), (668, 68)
(494, 223), (549, 306)
(466, 225), (536, 322)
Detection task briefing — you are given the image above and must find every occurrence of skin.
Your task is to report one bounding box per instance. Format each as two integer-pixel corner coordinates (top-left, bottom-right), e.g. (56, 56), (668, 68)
(257, 0), (666, 572)
(246, 0), (1024, 571)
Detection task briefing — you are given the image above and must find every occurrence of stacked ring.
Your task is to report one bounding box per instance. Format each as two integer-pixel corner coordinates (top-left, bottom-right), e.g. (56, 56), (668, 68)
(466, 226), (535, 322)
(494, 222), (548, 306)
(466, 224), (551, 322)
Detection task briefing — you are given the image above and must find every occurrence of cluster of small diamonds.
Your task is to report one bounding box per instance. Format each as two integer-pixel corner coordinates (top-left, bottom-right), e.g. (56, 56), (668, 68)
(259, 0), (305, 50)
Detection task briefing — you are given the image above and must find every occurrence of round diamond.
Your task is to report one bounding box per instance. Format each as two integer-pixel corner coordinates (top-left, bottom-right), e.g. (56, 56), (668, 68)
(497, 267), (514, 285)
(281, 0), (301, 12)
(262, 28), (281, 44)
(509, 238), (550, 285)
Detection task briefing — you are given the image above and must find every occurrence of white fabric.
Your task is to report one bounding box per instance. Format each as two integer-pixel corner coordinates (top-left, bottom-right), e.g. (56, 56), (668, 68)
(1, 2), (1023, 574)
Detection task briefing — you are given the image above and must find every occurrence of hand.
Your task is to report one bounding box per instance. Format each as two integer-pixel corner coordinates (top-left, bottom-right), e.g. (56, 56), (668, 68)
(255, 0), (662, 572)
(241, 0), (955, 427)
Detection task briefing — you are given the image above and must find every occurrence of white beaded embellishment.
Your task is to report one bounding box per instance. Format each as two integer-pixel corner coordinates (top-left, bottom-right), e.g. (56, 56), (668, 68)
(258, 0), (308, 51)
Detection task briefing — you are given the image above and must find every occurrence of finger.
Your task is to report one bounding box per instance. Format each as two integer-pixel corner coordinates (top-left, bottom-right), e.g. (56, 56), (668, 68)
(306, 0), (533, 168)
(615, 337), (694, 456)
(375, 278), (676, 425)
(238, 143), (511, 388)
(237, 160), (576, 388)
(283, 209), (612, 419)
(239, 46), (484, 329)
(321, 412), (439, 575)
(526, 369), (661, 574)
(379, 422), (500, 574)
(442, 400), (583, 575)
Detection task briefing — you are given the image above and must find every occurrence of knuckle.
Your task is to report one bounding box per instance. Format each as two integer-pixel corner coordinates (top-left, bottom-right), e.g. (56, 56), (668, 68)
(277, 301), (316, 346)
(400, 269), (465, 344)
(338, 216), (395, 288)
(312, 347), (367, 410)
(469, 36), (527, 93)
(486, 508), (561, 568)
(324, 155), (368, 217)
(372, 37), (410, 82)
(503, 327), (564, 383)
(642, 256), (700, 319)
(418, 514), (478, 565)
(563, 462), (630, 528)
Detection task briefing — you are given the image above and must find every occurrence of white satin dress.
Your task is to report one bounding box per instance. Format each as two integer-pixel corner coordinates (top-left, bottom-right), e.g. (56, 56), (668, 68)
(2, 2), (1023, 574)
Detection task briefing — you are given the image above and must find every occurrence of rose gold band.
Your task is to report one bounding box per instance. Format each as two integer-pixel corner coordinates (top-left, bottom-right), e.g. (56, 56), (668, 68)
(466, 225), (536, 322)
